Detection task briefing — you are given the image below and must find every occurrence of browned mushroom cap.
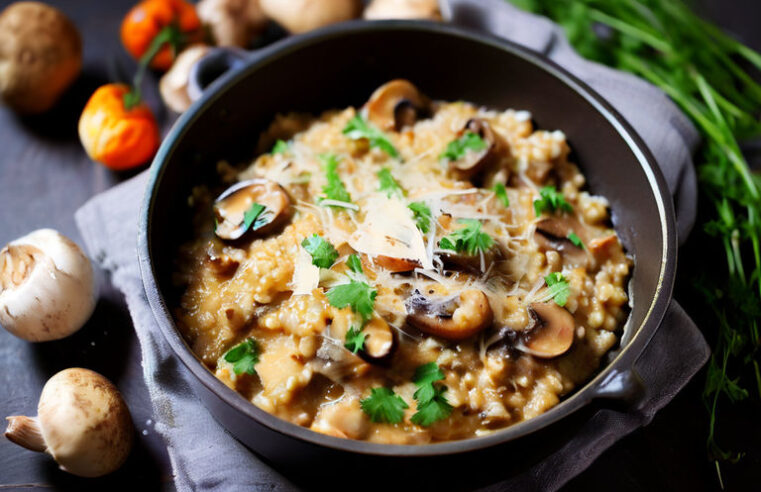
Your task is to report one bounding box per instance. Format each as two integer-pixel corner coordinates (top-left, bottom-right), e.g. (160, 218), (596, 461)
(372, 254), (420, 273)
(517, 302), (575, 358)
(213, 179), (292, 240)
(406, 289), (493, 341)
(448, 118), (508, 181)
(358, 317), (395, 363)
(588, 234), (626, 264)
(365, 79), (432, 132)
(439, 241), (507, 274)
(534, 217), (587, 267)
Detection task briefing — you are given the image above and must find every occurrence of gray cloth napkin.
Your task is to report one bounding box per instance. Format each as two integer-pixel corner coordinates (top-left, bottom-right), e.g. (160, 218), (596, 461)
(75, 1), (709, 490)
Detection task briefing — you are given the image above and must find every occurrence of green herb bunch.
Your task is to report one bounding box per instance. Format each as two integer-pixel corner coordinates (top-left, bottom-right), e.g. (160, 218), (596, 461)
(510, 0), (761, 484)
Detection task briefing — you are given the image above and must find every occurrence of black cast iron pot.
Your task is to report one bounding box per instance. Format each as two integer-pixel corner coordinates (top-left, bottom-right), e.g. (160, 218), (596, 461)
(138, 21), (676, 488)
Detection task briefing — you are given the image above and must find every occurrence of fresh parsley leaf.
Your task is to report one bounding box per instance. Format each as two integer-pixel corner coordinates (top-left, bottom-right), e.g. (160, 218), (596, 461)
(545, 272), (570, 307)
(493, 183), (510, 207)
(533, 186), (573, 217)
(440, 132), (488, 161)
(271, 139), (289, 154)
(408, 201), (432, 234)
(344, 325), (366, 354)
(360, 387), (409, 424)
(411, 385), (453, 427)
(347, 253), (364, 274)
(411, 362), (452, 427)
(326, 280), (377, 321)
(342, 114), (399, 158)
(438, 219), (494, 255)
(567, 231), (585, 249)
(319, 153), (352, 204)
(377, 168), (404, 197)
(242, 203), (266, 232)
(223, 338), (259, 376)
(301, 234), (339, 268)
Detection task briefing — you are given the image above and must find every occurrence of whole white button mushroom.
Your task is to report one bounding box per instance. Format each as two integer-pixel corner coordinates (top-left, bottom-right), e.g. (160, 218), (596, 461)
(0, 229), (96, 342)
(5, 368), (134, 477)
(260, 0), (362, 34)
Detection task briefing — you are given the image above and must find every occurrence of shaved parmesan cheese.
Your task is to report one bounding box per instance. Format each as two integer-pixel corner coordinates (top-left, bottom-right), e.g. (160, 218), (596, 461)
(348, 194), (434, 270)
(291, 246), (320, 295)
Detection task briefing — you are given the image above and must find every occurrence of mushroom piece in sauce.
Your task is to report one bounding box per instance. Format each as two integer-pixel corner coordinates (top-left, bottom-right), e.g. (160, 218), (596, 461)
(213, 179), (292, 240)
(371, 254), (420, 273)
(365, 79), (432, 132)
(405, 289), (493, 341)
(517, 302), (575, 358)
(534, 217), (588, 267)
(448, 118), (509, 181)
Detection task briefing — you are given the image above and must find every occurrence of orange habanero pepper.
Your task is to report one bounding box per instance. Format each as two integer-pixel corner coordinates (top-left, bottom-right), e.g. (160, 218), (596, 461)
(121, 0), (201, 71)
(78, 84), (160, 171)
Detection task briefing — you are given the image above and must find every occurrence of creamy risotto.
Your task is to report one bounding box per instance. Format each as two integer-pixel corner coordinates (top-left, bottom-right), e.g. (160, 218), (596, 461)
(174, 80), (632, 443)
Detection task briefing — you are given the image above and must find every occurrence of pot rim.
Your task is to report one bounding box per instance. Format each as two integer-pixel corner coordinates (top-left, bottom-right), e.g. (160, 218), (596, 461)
(138, 20), (677, 457)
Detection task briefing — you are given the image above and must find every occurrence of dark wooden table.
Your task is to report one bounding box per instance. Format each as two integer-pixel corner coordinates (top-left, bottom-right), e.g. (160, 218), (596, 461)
(0, 1), (758, 490)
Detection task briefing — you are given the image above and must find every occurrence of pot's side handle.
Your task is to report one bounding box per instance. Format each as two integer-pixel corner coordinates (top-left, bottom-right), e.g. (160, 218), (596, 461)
(187, 47), (250, 103)
(590, 368), (647, 410)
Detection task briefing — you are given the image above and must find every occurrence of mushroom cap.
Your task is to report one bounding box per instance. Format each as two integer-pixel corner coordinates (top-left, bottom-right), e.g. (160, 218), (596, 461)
(159, 44), (211, 113)
(38, 368), (133, 477)
(213, 179), (292, 240)
(260, 0), (361, 34)
(534, 217), (588, 267)
(0, 229), (95, 342)
(197, 0), (268, 48)
(365, 79), (431, 132)
(519, 302), (575, 358)
(406, 289), (493, 341)
(447, 118), (509, 182)
(0, 2), (82, 114)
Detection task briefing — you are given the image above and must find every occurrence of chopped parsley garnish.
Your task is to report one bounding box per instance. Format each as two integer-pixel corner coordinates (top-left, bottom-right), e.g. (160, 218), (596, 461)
(493, 182), (510, 207)
(223, 338), (259, 376)
(271, 139), (289, 154)
(408, 201), (432, 234)
(545, 272), (570, 307)
(411, 362), (453, 427)
(319, 153), (352, 204)
(440, 132), (488, 161)
(242, 203), (268, 232)
(342, 114), (399, 158)
(347, 253), (364, 274)
(438, 219), (494, 255)
(301, 234), (339, 268)
(344, 325), (366, 354)
(567, 231), (585, 249)
(326, 280), (377, 321)
(533, 186), (573, 217)
(377, 168), (404, 197)
(360, 387), (409, 424)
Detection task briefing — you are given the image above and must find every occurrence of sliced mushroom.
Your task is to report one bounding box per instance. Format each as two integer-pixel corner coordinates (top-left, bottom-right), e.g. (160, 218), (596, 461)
(439, 242), (507, 274)
(534, 217), (588, 267)
(588, 234), (624, 264)
(372, 254), (420, 273)
(358, 317), (396, 363)
(406, 289), (493, 341)
(365, 79), (432, 132)
(213, 179), (292, 240)
(310, 336), (370, 382)
(517, 302), (574, 358)
(448, 118), (508, 181)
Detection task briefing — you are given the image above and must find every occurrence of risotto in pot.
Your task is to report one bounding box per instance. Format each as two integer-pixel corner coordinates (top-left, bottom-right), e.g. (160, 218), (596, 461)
(174, 80), (632, 443)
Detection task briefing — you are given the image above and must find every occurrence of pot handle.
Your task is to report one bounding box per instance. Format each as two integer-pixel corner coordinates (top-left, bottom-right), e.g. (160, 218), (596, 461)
(187, 47), (249, 103)
(590, 368), (647, 409)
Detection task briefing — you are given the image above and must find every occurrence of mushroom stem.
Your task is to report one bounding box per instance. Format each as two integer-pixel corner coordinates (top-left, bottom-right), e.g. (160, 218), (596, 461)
(5, 416), (46, 453)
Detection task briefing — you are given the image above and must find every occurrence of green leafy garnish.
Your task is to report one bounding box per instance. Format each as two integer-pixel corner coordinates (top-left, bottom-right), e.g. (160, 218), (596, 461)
(347, 254), (363, 274)
(301, 234), (339, 269)
(567, 232), (585, 249)
(326, 280), (377, 321)
(544, 272), (570, 307)
(342, 114), (399, 158)
(533, 186), (573, 217)
(271, 139), (289, 154)
(319, 153), (352, 204)
(438, 219), (494, 255)
(440, 132), (488, 161)
(493, 183), (510, 207)
(360, 387), (409, 424)
(344, 325), (366, 354)
(223, 338), (259, 376)
(242, 203), (267, 232)
(377, 168), (404, 197)
(411, 362), (452, 427)
(408, 201), (432, 234)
